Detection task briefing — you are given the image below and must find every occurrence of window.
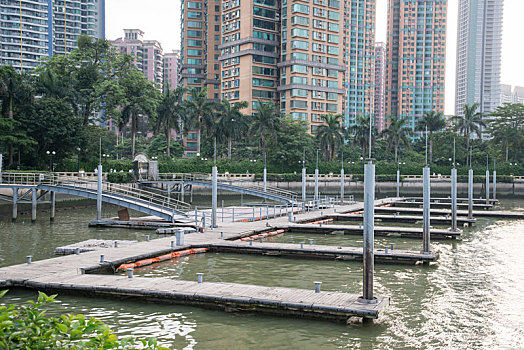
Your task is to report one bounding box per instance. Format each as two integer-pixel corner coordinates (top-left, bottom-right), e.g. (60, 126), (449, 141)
(252, 78), (275, 87)
(187, 49), (202, 56)
(290, 100), (308, 109)
(254, 0), (276, 7)
(187, 58), (202, 64)
(253, 66), (276, 76)
(291, 65), (308, 73)
(327, 34), (338, 44)
(326, 103), (337, 112)
(328, 22), (339, 32)
(313, 7), (326, 17)
(290, 112), (308, 120)
(187, 40), (202, 46)
(291, 4), (309, 14)
(188, 21), (202, 28)
(290, 52), (308, 60)
(327, 57), (338, 65)
(328, 11), (339, 20)
(291, 89), (308, 97)
(253, 55), (276, 64)
(253, 18), (276, 30)
(327, 69), (338, 77)
(187, 78), (202, 84)
(253, 31), (276, 41)
(327, 92), (338, 101)
(187, 30), (202, 37)
(187, 2), (202, 9)
(291, 40), (309, 50)
(311, 91), (325, 99)
(252, 89), (275, 99)
(253, 6), (276, 19)
(253, 43), (276, 52)
(290, 76), (308, 84)
(291, 28), (309, 38)
(327, 45), (338, 55)
(187, 11), (202, 18)
(313, 19), (326, 29)
(291, 15), (309, 26)
(328, 0), (339, 9)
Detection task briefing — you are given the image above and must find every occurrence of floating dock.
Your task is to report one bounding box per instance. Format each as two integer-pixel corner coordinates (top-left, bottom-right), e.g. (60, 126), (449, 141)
(404, 197), (498, 204)
(389, 201), (493, 210)
(0, 199), (401, 323)
(368, 206), (524, 219)
(210, 241), (438, 265)
(284, 223), (460, 239)
(323, 213), (475, 226)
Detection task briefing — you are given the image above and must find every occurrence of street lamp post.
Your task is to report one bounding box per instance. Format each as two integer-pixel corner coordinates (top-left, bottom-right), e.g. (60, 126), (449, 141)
(76, 147), (81, 172)
(46, 151), (56, 172)
(196, 152), (200, 173)
(397, 161), (405, 198)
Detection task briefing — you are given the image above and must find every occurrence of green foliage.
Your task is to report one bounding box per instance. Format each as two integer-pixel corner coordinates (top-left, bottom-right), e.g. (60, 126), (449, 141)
(0, 290), (167, 349)
(107, 172), (134, 183)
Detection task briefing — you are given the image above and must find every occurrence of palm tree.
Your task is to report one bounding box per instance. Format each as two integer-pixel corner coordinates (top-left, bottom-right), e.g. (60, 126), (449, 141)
(250, 100), (281, 157)
(185, 88), (216, 154)
(118, 69), (160, 158)
(451, 103), (485, 166)
(215, 100), (248, 159)
(349, 115), (375, 158)
(381, 116), (412, 163)
(316, 114), (343, 161)
(154, 86), (186, 157)
(416, 111), (446, 164)
(0, 67), (32, 165)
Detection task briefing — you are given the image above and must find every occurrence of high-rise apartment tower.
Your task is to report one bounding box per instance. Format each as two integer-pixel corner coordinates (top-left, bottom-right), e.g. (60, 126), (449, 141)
(385, 0), (447, 133)
(343, 0), (376, 127)
(0, 0), (105, 72)
(455, 0), (503, 119)
(374, 41), (386, 132)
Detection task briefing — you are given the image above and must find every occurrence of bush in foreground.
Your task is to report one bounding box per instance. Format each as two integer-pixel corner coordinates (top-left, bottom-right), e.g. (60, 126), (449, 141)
(0, 290), (167, 349)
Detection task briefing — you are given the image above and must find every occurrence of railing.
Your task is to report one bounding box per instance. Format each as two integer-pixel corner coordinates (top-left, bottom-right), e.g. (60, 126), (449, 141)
(0, 172), (55, 185)
(56, 179), (191, 211)
(154, 173), (298, 201)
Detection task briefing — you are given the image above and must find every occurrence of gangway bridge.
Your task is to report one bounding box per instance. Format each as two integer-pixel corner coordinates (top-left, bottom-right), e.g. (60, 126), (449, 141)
(0, 173), (191, 222)
(140, 173), (299, 204)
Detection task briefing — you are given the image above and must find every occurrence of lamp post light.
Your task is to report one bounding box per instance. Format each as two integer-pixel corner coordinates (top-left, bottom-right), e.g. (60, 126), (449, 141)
(249, 159), (257, 173)
(76, 147), (81, 172)
(46, 151), (56, 172)
(196, 152), (200, 173)
(102, 153), (110, 168)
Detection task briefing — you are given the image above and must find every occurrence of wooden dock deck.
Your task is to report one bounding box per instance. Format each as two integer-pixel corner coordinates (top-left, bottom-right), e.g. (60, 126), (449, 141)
(368, 206), (524, 219)
(285, 223), (460, 240)
(323, 213), (475, 226)
(210, 241), (438, 264)
(390, 201), (493, 210)
(0, 199), (401, 323)
(405, 197), (498, 204)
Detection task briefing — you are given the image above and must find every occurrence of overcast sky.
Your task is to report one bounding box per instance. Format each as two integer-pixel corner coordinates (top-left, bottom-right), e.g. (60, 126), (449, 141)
(106, 0), (523, 115)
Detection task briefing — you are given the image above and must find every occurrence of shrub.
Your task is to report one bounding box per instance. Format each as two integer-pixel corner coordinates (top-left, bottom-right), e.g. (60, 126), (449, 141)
(0, 290), (167, 349)
(107, 172), (134, 183)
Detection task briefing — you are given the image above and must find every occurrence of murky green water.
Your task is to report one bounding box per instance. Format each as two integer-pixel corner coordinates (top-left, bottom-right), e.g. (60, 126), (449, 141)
(0, 198), (523, 349)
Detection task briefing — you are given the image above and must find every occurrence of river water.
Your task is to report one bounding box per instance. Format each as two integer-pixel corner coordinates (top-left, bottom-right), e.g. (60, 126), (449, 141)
(0, 198), (523, 349)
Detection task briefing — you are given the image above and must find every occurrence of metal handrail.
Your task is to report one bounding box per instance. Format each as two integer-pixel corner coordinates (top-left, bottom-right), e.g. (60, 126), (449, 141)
(155, 173), (298, 201)
(55, 179), (191, 211)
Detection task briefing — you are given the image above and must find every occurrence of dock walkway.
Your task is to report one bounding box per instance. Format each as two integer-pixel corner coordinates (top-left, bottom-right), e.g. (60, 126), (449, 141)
(370, 206), (524, 219)
(0, 199), (400, 322)
(285, 223), (460, 239)
(324, 213), (475, 226)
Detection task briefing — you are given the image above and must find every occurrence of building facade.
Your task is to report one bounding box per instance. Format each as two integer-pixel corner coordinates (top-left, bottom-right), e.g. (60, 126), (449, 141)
(0, 0), (105, 72)
(455, 0), (503, 119)
(374, 41), (386, 132)
(385, 0), (447, 133)
(163, 50), (180, 90)
(500, 84), (524, 105)
(111, 29), (164, 90)
(343, 0), (376, 127)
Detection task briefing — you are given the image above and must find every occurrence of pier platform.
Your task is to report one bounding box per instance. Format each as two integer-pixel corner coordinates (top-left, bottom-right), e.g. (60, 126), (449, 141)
(0, 199), (400, 323)
(390, 201), (493, 210)
(324, 213), (475, 226)
(284, 223), (460, 239)
(369, 206), (524, 219)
